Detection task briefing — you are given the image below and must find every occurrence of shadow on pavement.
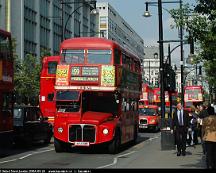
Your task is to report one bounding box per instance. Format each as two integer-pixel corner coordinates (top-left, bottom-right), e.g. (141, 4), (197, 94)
(180, 154), (206, 169)
(0, 141), (52, 159)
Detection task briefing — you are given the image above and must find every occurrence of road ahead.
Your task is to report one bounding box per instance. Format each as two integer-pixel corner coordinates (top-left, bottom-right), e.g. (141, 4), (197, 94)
(0, 131), (205, 169)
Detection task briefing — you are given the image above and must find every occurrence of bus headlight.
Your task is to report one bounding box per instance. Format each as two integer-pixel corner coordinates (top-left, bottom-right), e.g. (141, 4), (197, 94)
(150, 119), (156, 123)
(103, 128), (109, 135)
(58, 127), (63, 133)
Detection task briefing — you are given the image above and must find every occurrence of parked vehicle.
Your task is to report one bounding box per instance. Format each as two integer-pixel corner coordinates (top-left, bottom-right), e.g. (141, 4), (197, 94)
(0, 29), (14, 146)
(13, 105), (52, 145)
(39, 56), (60, 126)
(138, 105), (160, 132)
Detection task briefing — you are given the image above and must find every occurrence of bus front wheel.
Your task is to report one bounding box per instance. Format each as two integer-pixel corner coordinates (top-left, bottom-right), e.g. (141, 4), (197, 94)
(54, 138), (70, 152)
(108, 129), (121, 154)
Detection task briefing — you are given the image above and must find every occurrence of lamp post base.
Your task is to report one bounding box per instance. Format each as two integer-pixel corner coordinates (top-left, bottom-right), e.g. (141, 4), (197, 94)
(160, 118), (175, 150)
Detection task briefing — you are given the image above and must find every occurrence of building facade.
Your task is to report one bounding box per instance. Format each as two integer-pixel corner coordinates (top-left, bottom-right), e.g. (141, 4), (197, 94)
(96, 2), (144, 60)
(0, 0), (97, 60)
(143, 46), (159, 86)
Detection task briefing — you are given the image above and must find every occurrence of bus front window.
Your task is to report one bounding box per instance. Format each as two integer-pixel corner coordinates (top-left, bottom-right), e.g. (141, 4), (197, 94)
(56, 91), (80, 112)
(87, 50), (112, 64)
(61, 50), (84, 64)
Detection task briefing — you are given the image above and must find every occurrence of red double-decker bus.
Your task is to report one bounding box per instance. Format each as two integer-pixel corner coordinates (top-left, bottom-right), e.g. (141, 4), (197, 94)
(53, 37), (142, 153)
(39, 56), (60, 125)
(184, 85), (204, 111)
(153, 88), (177, 106)
(139, 83), (154, 106)
(0, 29), (14, 146)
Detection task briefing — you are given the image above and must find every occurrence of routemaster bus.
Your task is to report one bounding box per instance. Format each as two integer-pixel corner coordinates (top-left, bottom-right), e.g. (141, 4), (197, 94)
(39, 56), (60, 125)
(184, 85), (204, 111)
(139, 83), (154, 106)
(0, 29), (14, 146)
(54, 37), (142, 153)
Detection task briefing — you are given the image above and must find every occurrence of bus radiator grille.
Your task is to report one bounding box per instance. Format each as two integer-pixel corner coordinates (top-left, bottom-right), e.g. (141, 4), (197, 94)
(69, 125), (96, 143)
(140, 119), (147, 125)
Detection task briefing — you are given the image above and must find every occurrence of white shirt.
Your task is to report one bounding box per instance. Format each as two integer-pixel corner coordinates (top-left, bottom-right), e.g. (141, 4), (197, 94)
(177, 109), (184, 125)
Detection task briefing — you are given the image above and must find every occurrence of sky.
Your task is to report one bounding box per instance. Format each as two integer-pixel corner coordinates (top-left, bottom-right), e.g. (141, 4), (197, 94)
(97, 0), (197, 67)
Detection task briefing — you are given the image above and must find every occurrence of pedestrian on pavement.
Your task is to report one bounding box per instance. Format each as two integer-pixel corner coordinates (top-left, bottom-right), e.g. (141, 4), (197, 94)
(211, 102), (216, 114)
(202, 112), (216, 169)
(197, 104), (209, 154)
(206, 102), (215, 115)
(187, 105), (198, 146)
(172, 102), (189, 156)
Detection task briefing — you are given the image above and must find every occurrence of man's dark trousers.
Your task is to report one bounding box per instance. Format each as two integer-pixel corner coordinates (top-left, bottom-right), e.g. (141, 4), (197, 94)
(176, 126), (187, 153)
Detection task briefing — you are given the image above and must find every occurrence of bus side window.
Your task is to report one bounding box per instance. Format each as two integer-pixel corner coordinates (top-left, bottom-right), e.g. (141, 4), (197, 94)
(126, 57), (130, 69)
(131, 59), (135, 72)
(122, 53), (126, 68)
(114, 49), (121, 65)
(126, 101), (130, 111)
(2, 92), (12, 111)
(47, 93), (54, 102)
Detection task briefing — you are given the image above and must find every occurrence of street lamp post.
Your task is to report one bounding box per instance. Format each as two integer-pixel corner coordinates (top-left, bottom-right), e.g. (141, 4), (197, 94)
(61, 0), (64, 42)
(60, 0), (97, 41)
(143, 0), (184, 123)
(143, 0), (183, 151)
(179, 0), (184, 107)
(158, 0), (166, 128)
(149, 60), (151, 85)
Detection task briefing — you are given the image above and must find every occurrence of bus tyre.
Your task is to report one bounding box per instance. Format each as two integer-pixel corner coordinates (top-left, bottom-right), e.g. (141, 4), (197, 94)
(54, 138), (66, 152)
(133, 125), (138, 144)
(44, 135), (52, 144)
(108, 129), (121, 154)
(154, 125), (160, 132)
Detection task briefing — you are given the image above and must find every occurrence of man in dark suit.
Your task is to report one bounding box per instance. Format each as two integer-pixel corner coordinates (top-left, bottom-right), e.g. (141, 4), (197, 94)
(172, 102), (189, 156)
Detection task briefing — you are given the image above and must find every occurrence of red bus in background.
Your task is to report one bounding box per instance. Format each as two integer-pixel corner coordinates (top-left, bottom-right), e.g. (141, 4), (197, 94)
(153, 88), (177, 106)
(54, 37), (142, 153)
(0, 29), (14, 145)
(39, 56), (60, 125)
(184, 85), (204, 111)
(139, 83), (154, 106)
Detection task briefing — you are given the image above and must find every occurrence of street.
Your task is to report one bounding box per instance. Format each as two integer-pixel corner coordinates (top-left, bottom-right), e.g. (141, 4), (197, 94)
(0, 131), (205, 169)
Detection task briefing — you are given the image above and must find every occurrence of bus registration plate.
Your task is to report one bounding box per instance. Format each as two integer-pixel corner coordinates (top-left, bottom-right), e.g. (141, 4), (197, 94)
(139, 125), (148, 129)
(74, 142), (90, 146)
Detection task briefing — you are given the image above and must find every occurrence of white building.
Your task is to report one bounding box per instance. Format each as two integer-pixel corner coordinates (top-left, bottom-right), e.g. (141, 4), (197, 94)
(175, 68), (181, 93)
(143, 46), (159, 86)
(96, 2), (144, 60)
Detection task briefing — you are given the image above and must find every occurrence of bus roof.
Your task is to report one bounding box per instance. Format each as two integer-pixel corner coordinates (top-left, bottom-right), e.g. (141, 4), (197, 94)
(184, 85), (203, 89)
(139, 105), (159, 109)
(42, 55), (60, 64)
(60, 37), (119, 50)
(60, 37), (141, 62)
(0, 29), (11, 38)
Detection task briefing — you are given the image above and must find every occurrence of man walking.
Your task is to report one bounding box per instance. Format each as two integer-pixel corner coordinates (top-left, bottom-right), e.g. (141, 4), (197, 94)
(172, 102), (189, 156)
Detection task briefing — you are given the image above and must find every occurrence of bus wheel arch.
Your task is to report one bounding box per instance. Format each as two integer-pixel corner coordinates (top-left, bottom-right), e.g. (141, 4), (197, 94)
(108, 127), (121, 154)
(54, 137), (70, 153)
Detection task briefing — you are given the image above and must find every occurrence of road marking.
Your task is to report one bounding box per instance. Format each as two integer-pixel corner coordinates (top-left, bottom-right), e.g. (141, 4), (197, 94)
(97, 151), (136, 169)
(97, 135), (160, 169)
(0, 148), (54, 164)
(147, 136), (159, 141)
(19, 154), (32, 159)
(0, 159), (17, 164)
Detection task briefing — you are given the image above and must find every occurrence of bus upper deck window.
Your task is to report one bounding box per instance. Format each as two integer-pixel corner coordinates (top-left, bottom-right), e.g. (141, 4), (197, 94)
(114, 49), (120, 64)
(62, 50), (84, 64)
(87, 50), (111, 64)
(48, 61), (57, 74)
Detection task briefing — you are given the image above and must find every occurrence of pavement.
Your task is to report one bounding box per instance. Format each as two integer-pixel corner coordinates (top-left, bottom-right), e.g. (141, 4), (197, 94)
(112, 133), (206, 169)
